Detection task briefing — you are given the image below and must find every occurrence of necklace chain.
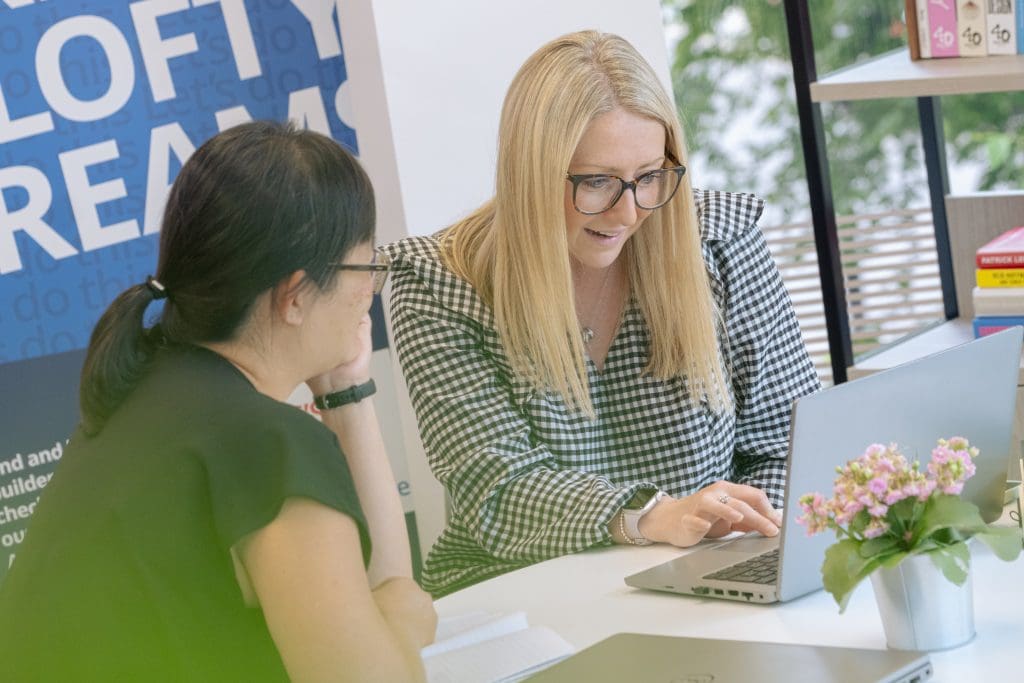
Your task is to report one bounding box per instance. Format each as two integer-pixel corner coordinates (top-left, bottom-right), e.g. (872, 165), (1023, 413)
(577, 266), (613, 347)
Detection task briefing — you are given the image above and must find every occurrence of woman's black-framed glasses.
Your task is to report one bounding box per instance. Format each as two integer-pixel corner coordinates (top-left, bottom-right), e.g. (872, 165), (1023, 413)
(332, 248), (391, 294)
(566, 165), (687, 215)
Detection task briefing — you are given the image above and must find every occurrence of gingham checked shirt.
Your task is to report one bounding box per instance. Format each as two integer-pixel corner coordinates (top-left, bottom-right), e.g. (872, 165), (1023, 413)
(384, 190), (821, 597)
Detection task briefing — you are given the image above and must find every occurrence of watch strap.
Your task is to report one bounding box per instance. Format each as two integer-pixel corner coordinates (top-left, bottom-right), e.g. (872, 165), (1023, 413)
(620, 489), (664, 546)
(313, 379), (376, 410)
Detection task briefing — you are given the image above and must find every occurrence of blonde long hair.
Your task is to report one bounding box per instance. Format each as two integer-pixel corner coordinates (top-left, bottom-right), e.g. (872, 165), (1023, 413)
(442, 30), (730, 415)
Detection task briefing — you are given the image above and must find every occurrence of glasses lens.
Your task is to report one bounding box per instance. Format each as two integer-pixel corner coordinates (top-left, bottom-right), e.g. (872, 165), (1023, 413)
(571, 167), (686, 214)
(574, 176), (622, 214)
(635, 168), (683, 210)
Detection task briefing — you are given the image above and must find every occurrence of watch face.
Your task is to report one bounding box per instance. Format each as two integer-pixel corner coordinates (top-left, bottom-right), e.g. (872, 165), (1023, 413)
(624, 487), (658, 510)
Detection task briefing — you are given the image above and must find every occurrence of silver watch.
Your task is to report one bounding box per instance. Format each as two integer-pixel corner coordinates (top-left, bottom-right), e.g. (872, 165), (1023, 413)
(621, 488), (665, 545)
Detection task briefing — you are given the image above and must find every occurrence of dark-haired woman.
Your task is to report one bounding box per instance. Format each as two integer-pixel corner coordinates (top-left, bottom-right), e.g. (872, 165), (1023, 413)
(0, 121), (436, 682)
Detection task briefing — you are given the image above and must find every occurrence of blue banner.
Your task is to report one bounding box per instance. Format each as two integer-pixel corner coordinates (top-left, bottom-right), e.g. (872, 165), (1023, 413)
(0, 0), (358, 579)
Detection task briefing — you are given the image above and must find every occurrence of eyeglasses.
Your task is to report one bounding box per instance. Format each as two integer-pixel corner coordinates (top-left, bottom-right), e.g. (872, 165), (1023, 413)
(566, 165), (687, 215)
(331, 248), (391, 294)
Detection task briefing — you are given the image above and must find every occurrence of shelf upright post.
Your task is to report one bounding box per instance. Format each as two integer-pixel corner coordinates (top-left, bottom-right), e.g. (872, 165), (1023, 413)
(918, 97), (958, 320)
(782, 0), (852, 383)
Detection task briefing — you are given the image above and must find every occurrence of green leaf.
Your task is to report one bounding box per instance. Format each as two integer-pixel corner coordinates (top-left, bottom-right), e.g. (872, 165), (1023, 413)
(926, 543), (970, 586)
(849, 509), (871, 536)
(916, 495), (988, 543)
(975, 527), (1024, 562)
(859, 535), (898, 558)
(889, 497), (917, 520)
(822, 539), (880, 612)
(985, 133), (1013, 168)
(876, 550), (908, 569)
(930, 526), (964, 546)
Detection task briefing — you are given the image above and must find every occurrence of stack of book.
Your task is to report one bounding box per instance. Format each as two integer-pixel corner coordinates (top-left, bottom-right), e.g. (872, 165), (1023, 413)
(905, 0), (1024, 59)
(973, 225), (1024, 337)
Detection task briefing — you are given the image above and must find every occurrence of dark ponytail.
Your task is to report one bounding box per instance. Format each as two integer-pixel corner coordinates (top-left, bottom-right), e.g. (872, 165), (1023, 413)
(79, 285), (162, 436)
(78, 120), (375, 434)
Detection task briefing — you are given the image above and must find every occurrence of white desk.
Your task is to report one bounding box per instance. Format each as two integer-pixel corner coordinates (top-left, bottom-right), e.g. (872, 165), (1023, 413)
(435, 510), (1023, 681)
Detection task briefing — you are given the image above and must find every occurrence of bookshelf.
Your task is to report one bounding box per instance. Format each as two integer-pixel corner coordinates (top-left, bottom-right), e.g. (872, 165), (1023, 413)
(783, 2), (1024, 476)
(810, 50), (1024, 102)
(783, 0), (1023, 382)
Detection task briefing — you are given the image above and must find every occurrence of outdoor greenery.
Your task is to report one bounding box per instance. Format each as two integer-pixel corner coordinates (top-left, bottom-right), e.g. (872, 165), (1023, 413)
(663, 0), (1024, 226)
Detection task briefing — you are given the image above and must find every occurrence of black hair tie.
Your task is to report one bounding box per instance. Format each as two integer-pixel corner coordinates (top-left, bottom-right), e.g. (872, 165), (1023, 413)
(145, 276), (168, 300)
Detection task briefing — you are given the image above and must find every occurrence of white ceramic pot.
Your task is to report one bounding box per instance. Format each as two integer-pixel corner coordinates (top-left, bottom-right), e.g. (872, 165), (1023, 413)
(869, 551), (975, 651)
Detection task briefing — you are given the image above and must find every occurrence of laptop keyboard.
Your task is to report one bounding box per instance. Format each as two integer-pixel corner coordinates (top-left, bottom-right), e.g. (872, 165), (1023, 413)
(703, 548), (779, 585)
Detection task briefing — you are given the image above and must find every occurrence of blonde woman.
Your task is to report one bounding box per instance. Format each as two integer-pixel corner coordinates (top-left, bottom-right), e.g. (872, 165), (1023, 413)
(384, 31), (820, 598)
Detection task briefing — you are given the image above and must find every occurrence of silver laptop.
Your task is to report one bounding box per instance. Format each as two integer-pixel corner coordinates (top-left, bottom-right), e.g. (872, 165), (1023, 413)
(625, 326), (1022, 604)
(525, 633), (932, 683)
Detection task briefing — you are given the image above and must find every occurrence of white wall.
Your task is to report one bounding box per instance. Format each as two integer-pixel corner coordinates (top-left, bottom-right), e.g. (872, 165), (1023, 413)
(337, 0), (672, 561)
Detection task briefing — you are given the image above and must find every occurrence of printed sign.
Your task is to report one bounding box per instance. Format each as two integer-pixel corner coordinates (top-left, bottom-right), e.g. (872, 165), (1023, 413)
(0, 0), (377, 580)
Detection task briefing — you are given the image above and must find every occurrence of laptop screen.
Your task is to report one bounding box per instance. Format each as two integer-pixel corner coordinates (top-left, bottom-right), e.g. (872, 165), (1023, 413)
(777, 326), (1022, 601)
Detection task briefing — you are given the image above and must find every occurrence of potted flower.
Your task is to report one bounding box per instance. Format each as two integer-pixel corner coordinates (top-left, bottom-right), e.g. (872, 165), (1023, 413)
(797, 437), (1021, 650)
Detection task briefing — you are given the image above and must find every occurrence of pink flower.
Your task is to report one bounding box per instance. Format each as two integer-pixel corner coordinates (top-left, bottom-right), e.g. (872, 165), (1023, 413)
(867, 477), (888, 496)
(946, 436), (968, 450)
(926, 440), (979, 496)
(863, 519), (890, 539)
(808, 492), (828, 516)
(796, 493), (833, 535)
(835, 500), (863, 526)
(874, 458), (897, 474)
(884, 490), (906, 505)
(964, 460), (976, 478)
(795, 437), (983, 557)
(931, 446), (952, 464)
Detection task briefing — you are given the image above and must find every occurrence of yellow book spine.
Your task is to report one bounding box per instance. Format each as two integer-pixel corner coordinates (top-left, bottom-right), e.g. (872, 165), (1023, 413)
(976, 269), (1024, 288)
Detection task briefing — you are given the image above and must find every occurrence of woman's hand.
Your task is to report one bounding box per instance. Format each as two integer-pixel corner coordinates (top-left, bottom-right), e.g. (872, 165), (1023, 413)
(637, 482), (782, 548)
(307, 313), (373, 395)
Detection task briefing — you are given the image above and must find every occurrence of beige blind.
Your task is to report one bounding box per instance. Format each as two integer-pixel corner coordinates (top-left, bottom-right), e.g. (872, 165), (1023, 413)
(762, 207), (944, 386)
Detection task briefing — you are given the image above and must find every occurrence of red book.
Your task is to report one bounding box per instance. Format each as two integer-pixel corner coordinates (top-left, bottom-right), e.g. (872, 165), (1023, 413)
(976, 226), (1024, 268)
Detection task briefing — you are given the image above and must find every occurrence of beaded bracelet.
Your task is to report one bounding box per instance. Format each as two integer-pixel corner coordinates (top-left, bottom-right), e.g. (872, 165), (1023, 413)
(618, 510), (644, 545)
